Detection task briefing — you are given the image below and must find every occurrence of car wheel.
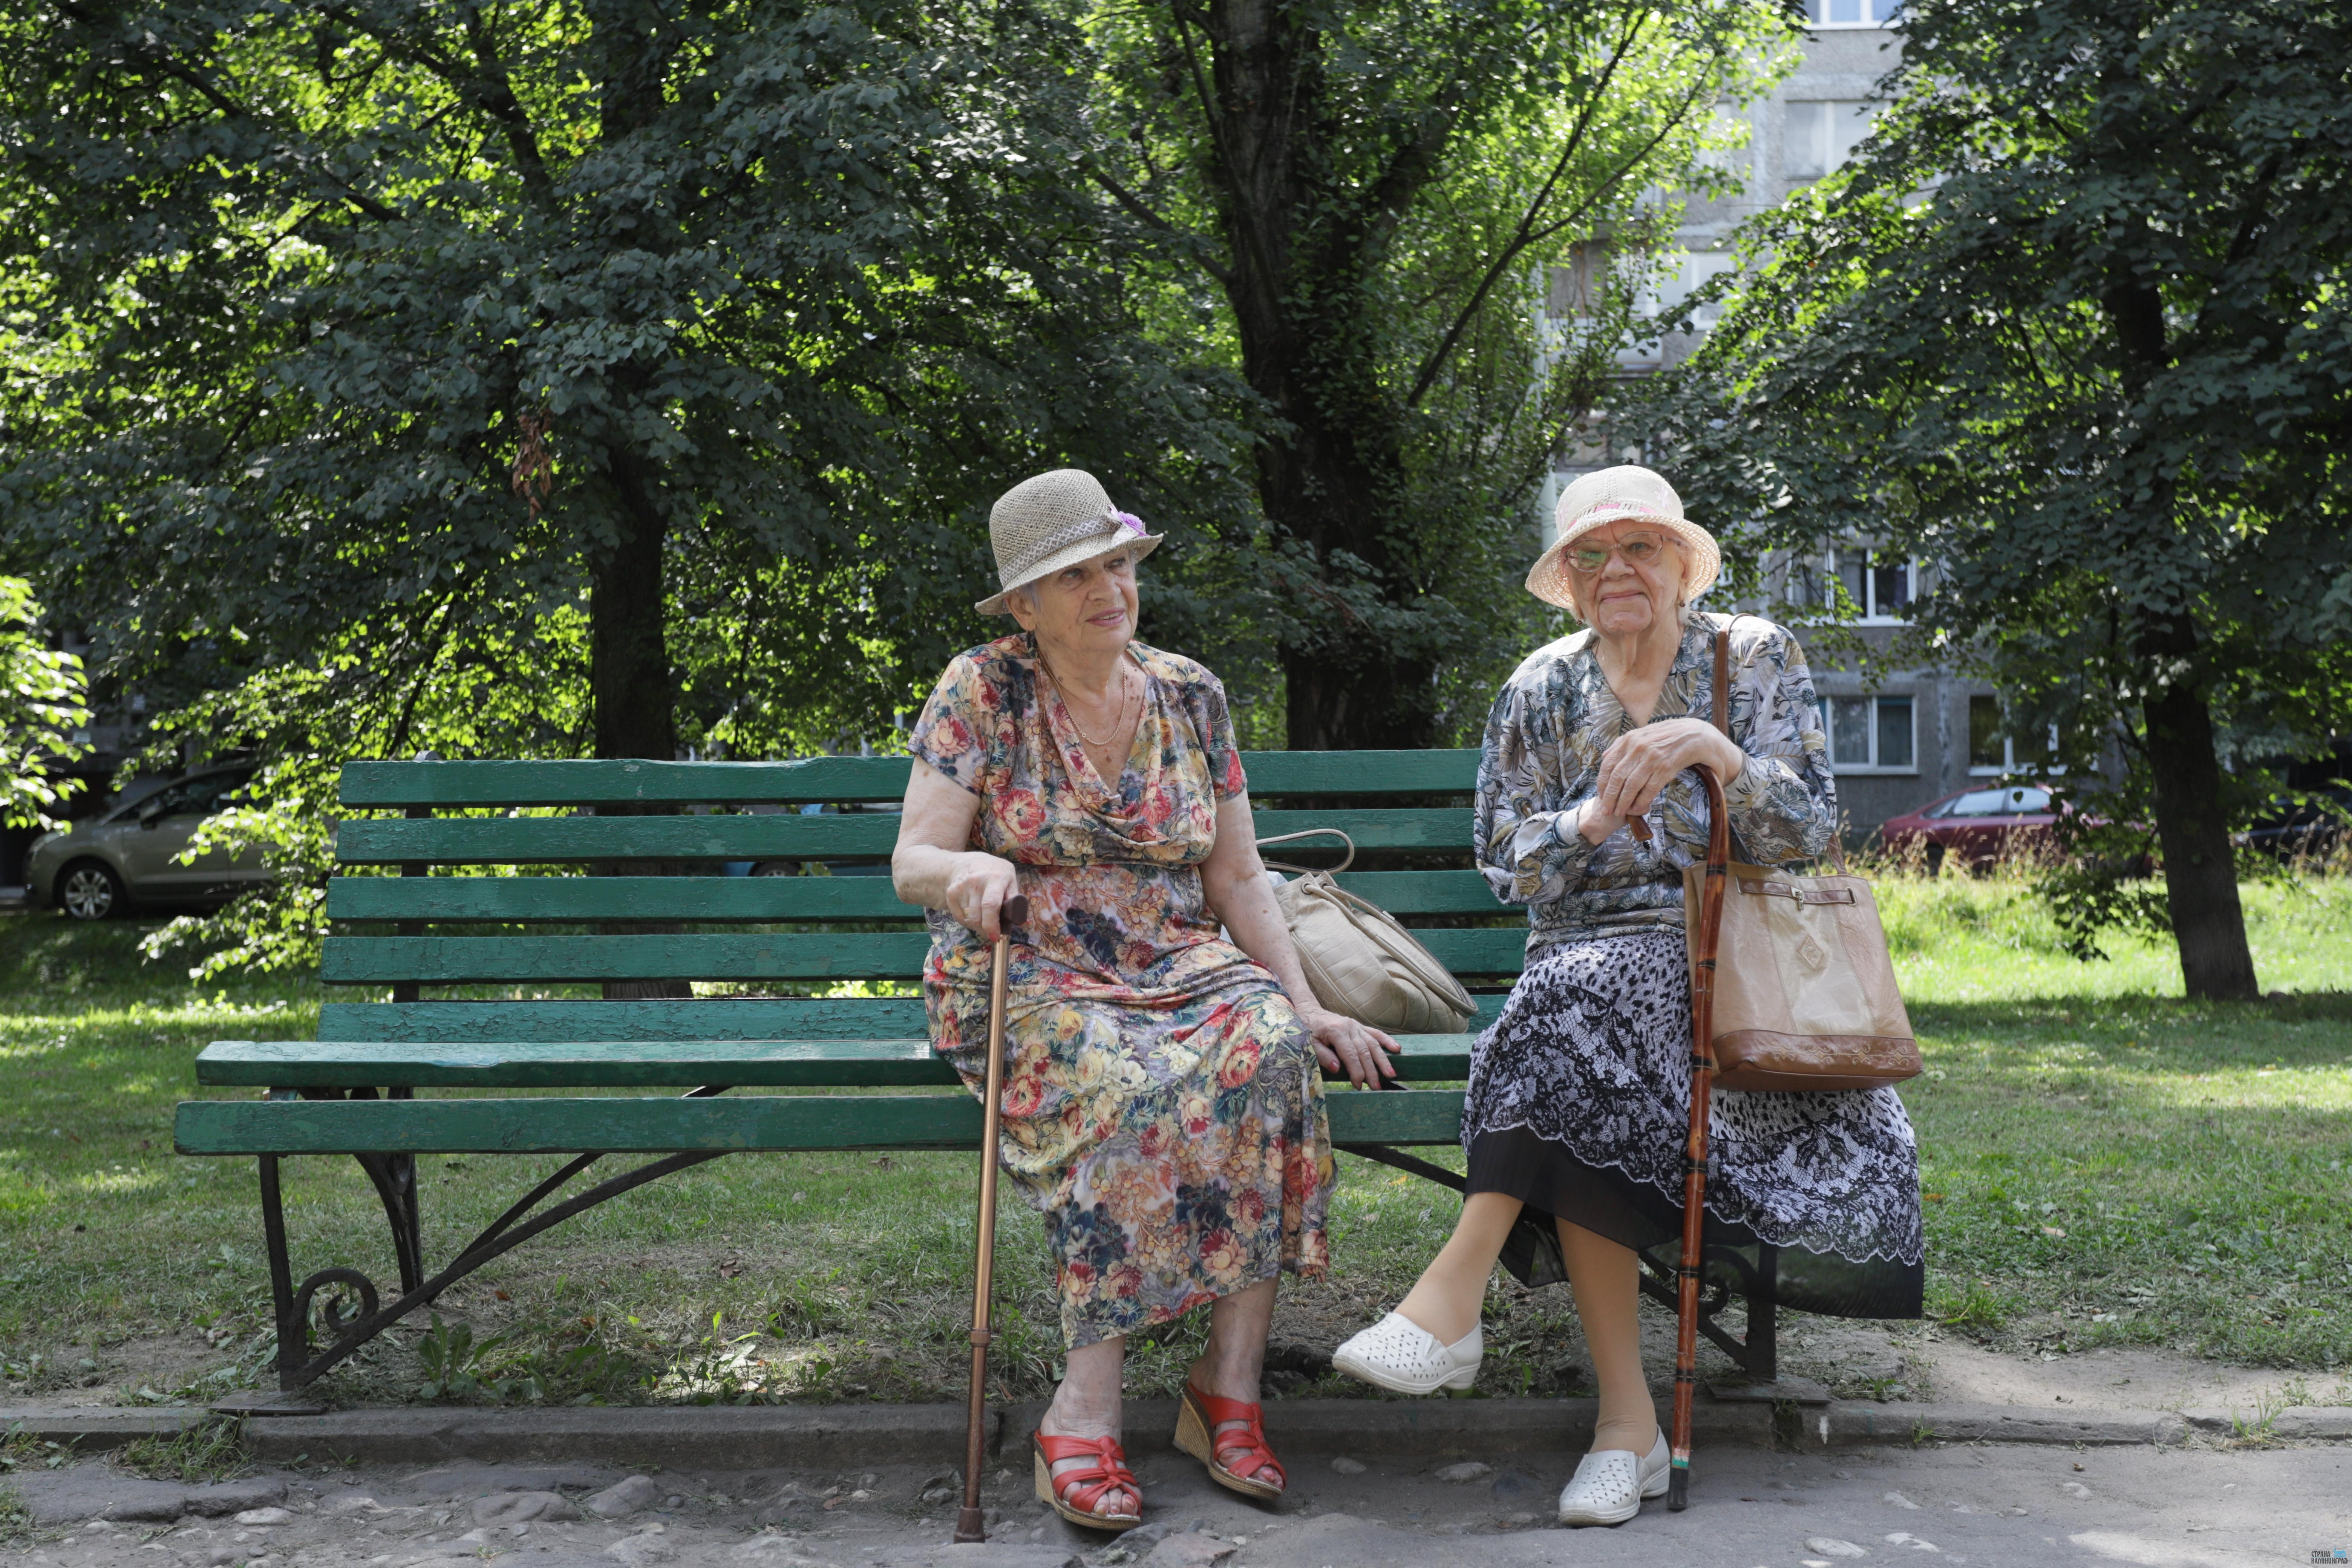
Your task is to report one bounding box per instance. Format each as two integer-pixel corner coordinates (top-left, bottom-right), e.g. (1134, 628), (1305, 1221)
(1923, 843), (1945, 877)
(58, 860), (128, 921)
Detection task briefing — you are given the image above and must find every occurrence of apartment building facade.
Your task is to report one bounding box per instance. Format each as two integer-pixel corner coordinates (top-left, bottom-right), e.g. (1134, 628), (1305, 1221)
(1539, 1), (2025, 841)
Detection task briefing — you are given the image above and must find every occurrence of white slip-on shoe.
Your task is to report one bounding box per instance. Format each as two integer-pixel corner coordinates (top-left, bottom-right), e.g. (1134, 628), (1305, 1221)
(1556, 1430), (1670, 1527)
(1329, 1311), (1482, 1396)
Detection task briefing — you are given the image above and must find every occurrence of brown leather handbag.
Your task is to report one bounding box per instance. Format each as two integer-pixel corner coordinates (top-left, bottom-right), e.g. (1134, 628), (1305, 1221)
(1681, 623), (1920, 1093)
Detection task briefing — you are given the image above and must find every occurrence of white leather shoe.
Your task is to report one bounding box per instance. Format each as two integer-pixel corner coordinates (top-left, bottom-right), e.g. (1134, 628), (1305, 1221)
(1330, 1311), (1482, 1395)
(1557, 1430), (1670, 1526)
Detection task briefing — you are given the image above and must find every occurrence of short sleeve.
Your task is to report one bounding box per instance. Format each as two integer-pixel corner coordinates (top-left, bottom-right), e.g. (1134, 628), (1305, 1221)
(1190, 669), (1248, 800)
(907, 654), (1001, 796)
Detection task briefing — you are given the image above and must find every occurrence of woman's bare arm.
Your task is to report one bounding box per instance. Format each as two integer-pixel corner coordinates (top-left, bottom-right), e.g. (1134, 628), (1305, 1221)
(891, 759), (1023, 942)
(1201, 795), (1400, 1088)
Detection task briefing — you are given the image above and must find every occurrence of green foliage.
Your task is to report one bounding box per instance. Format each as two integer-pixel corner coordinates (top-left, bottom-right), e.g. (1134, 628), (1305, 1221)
(112, 1418), (250, 1486)
(1, 0), (1274, 969)
(415, 1313), (537, 1404)
(1632, 0), (2352, 986)
(1090, 0), (1796, 743)
(0, 0), (1257, 735)
(0, 577), (86, 830)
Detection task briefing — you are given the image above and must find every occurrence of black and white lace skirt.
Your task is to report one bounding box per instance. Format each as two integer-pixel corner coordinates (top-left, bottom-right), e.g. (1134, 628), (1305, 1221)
(1464, 926), (1924, 1319)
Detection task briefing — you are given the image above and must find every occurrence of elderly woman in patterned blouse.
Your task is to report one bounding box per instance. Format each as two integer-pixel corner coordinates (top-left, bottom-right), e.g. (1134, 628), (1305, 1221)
(1332, 467), (1923, 1528)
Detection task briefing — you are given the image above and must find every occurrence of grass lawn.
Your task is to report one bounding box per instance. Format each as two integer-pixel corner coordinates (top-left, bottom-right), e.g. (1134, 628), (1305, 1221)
(1, 870), (2346, 1412)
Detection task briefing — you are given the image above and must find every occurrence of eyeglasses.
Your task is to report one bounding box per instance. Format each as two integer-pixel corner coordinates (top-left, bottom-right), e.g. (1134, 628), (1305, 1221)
(1564, 531), (1669, 574)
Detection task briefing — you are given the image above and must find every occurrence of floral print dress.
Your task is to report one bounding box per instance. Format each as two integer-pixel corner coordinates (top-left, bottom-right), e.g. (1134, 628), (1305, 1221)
(910, 633), (1333, 1348)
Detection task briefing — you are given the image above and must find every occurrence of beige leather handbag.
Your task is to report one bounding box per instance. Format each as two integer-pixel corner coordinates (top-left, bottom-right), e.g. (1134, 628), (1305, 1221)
(1682, 624), (1920, 1092)
(1256, 829), (1479, 1035)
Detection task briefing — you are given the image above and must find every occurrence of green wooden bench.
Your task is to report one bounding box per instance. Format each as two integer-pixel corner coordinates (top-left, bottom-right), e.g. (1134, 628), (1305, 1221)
(175, 752), (1779, 1394)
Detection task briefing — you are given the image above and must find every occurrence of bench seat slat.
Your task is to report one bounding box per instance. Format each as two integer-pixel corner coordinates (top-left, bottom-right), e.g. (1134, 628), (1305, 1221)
(315, 992), (1508, 1043)
(336, 752), (1480, 808)
(196, 1034), (1480, 1088)
(321, 933), (936, 984)
(334, 808), (1469, 866)
(173, 1087), (1468, 1155)
(325, 868), (1506, 923)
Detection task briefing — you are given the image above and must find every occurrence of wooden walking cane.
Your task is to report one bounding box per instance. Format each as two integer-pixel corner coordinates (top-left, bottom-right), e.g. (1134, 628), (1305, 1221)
(1668, 681), (1735, 1509)
(954, 892), (1028, 1545)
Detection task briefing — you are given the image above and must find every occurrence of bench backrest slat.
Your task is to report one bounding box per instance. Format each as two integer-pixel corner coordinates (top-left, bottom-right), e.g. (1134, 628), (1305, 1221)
(337, 749), (1480, 808)
(323, 867), (1504, 923)
(334, 806), (1472, 865)
(315, 749), (1520, 1039)
(317, 997), (933, 1041)
(318, 927), (1529, 986)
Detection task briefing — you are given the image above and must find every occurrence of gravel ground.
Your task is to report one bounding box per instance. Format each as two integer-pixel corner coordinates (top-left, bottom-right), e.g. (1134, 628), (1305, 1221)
(6, 1438), (2348, 1568)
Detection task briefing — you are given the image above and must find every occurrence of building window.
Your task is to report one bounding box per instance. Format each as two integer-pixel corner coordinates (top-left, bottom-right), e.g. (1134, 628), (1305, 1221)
(1828, 694), (1915, 773)
(1968, 695), (2060, 776)
(1804, 0), (1902, 27)
(1824, 547), (1916, 620)
(1785, 100), (1884, 178)
(1650, 250), (1740, 327)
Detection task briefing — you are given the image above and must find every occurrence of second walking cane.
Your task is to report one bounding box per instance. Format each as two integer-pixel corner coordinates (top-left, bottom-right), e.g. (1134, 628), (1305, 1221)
(954, 894), (1028, 1544)
(1667, 766), (1732, 1510)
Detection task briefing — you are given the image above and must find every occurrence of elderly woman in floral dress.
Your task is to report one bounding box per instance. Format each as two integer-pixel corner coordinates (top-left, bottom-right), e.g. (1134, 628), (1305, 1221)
(892, 469), (1400, 1533)
(1333, 466), (1923, 1527)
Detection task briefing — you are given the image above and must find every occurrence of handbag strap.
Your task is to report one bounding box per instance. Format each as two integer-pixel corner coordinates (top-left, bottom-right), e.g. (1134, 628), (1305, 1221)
(1254, 827), (1356, 875)
(1711, 614), (1846, 873)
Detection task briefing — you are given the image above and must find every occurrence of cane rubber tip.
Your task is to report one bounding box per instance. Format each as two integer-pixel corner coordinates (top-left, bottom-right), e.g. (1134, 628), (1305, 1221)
(1001, 894), (1030, 928)
(953, 1505), (987, 1542)
(1667, 1468), (1689, 1510)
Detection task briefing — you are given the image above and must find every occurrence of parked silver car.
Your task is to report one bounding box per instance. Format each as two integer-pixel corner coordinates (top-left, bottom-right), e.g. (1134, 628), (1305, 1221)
(24, 766), (270, 920)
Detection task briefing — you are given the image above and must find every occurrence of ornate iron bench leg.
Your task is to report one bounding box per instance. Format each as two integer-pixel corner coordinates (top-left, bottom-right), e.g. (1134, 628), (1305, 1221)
(251, 1085), (741, 1392)
(258, 1153), (301, 1390)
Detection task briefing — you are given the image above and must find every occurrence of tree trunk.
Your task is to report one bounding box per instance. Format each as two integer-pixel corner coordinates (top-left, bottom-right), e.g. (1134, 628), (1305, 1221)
(589, 448), (676, 764)
(2137, 651), (2259, 1001)
(590, 447), (692, 1001)
(1198, 0), (1443, 750)
(2100, 250), (2257, 1000)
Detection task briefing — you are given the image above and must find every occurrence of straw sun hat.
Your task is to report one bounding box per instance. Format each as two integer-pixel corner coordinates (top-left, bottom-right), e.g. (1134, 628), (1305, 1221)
(1524, 465), (1721, 612)
(975, 469), (1165, 616)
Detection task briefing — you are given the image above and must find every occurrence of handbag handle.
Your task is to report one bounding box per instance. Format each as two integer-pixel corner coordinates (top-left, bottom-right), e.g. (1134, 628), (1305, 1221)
(1254, 826), (1357, 875)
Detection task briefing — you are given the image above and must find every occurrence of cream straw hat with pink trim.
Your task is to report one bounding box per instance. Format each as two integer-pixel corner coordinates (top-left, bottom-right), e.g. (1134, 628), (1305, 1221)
(1525, 465), (1721, 610)
(975, 469), (1164, 615)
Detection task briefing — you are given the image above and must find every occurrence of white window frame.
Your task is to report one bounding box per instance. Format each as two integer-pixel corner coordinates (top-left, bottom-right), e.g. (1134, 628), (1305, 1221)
(1967, 694), (2064, 777)
(1825, 692), (1918, 775)
(1802, 547), (1919, 623)
(1803, 0), (1902, 28)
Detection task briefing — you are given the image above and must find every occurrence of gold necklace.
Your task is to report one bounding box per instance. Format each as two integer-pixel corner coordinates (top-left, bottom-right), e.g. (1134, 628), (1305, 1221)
(1038, 647), (1134, 748)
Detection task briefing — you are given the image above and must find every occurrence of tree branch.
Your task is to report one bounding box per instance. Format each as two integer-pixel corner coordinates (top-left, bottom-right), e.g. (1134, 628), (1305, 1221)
(1086, 161), (1233, 285)
(52, 0), (402, 222)
(1402, 11), (1646, 405)
(1407, 23), (1720, 408)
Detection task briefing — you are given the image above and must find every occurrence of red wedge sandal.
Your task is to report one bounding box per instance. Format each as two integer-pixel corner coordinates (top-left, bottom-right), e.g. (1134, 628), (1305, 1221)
(1032, 1432), (1144, 1532)
(1173, 1381), (1286, 1500)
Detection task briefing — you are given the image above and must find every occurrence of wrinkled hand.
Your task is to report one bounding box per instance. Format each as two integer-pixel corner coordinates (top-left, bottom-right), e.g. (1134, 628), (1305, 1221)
(943, 852), (1023, 943)
(1582, 718), (1746, 843)
(1301, 1006), (1402, 1089)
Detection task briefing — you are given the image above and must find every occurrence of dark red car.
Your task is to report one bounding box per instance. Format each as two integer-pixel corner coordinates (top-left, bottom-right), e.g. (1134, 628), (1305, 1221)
(1879, 784), (2057, 873)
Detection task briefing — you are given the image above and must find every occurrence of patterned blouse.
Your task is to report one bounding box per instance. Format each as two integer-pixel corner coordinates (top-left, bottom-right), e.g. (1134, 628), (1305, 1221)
(1474, 613), (1836, 955)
